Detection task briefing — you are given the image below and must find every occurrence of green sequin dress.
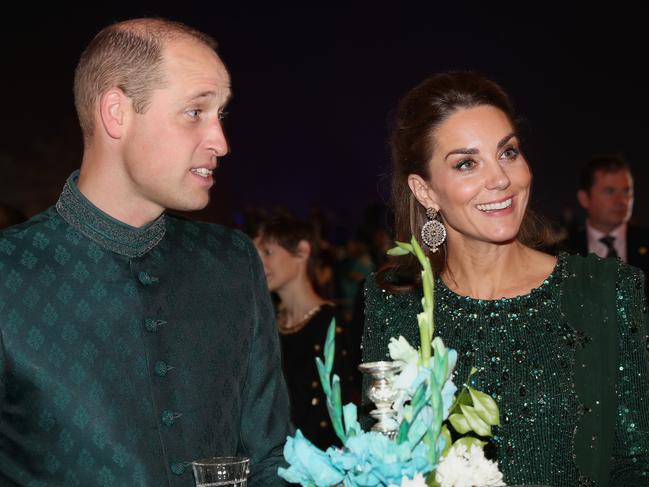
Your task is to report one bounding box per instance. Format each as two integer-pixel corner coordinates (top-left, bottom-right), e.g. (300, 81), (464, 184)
(362, 253), (649, 487)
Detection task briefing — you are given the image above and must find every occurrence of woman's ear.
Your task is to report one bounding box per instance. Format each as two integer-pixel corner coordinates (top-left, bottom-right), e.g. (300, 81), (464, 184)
(407, 174), (439, 210)
(295, 240), (312, 261)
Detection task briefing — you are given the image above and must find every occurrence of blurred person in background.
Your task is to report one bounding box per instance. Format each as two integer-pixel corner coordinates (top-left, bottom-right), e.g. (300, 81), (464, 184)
(565, 154), (648, 292)
(255, 213), (358, 448)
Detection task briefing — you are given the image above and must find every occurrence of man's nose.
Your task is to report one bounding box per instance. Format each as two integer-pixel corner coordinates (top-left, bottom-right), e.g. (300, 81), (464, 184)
(206, 118), (228, 157)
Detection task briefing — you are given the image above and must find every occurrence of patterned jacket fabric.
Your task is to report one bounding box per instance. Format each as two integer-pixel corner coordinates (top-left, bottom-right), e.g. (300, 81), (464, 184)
(0, 171), (291, 486)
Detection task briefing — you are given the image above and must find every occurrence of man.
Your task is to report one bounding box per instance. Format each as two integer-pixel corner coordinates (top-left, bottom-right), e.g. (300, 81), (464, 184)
(0, 18), (290, 486)
(565, 154), (649, 278)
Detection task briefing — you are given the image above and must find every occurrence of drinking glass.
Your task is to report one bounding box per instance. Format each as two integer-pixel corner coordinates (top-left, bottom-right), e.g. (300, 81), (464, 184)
(191, 456), (250, 486)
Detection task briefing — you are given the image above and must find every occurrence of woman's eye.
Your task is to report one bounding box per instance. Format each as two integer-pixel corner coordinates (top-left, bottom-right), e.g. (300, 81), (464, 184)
(187, 109), (202, 120)
(454, 159), (476, 171)
(501, 147), (519, 160)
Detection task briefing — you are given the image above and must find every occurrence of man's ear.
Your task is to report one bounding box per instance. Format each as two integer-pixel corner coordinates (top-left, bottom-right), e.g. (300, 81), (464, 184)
(407, 174), (439, 211)
(295, 240), (311, 261)
(577, 189), (590, 210)
(98, 88), (129, 139)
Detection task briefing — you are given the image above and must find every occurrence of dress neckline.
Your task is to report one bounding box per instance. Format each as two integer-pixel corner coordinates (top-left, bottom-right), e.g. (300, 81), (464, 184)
(435, 253), (567, 306)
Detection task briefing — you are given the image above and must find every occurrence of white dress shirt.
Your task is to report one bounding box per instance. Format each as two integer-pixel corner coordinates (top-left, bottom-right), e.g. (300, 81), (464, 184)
(586, 222), (627, 262)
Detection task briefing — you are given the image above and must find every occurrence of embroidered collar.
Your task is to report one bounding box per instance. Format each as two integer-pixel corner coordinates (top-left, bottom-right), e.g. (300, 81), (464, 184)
(55, 170), (166, 257)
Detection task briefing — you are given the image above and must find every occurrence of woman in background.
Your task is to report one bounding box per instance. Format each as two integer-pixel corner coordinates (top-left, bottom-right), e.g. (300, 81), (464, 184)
(255, 214), (355, 449)
(362, 72), (649, 486)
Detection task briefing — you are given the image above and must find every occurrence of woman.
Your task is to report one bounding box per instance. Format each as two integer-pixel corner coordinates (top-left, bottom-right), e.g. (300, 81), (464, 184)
(255, 214), (355, 449)
(362, 72), (649, 486)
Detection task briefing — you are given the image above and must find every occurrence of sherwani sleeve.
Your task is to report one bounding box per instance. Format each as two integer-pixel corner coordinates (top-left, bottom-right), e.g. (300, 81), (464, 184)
(238, 234), (292, 486)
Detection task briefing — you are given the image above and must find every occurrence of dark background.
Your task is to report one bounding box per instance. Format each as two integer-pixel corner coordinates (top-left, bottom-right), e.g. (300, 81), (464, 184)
(1, 4), (646, 238)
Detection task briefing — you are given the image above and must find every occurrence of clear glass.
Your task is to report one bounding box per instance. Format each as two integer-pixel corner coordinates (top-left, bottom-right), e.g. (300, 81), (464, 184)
(191, 456), (250, 487)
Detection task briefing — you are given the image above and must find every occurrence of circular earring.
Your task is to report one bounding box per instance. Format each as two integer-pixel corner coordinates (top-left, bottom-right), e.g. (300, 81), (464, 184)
(421, 207), (447, 253)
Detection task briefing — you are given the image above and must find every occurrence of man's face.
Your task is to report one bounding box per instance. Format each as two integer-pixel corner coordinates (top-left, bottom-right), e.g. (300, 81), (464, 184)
(578, 169), (634, 233)
(120, 38), (231, 216)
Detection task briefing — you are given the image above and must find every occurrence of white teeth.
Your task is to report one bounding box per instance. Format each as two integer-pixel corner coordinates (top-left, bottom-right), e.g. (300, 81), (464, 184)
(191, 168), (213, 177)
(476, 198), (512, 211)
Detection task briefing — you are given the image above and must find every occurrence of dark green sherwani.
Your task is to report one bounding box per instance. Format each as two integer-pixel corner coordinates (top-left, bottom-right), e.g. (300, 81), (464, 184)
(0, 172), (291, 486)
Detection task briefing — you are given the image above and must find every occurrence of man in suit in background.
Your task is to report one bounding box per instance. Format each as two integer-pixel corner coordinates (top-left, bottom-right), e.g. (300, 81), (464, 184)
(565, 154), (649, 281)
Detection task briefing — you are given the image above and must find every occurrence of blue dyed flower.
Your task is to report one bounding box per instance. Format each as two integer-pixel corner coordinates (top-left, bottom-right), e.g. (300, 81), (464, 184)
(277, 430), (344, 486)
(327, 431), (433, 486)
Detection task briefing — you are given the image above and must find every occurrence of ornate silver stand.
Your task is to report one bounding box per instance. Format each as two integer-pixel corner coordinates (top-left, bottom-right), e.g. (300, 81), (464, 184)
(358, 361), (402, 439)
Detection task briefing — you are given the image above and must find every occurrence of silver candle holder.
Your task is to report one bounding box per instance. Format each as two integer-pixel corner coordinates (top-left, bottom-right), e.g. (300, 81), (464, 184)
(358, 360), (402, 439)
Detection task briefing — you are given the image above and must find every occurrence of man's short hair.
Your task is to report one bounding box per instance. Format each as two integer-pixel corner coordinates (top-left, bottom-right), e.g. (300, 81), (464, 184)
(73, 18), (218, 140)
(578, 154), (631, 192)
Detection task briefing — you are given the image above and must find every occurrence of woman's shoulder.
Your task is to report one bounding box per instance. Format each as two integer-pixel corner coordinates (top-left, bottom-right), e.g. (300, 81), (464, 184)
(563, 252), (645, 288)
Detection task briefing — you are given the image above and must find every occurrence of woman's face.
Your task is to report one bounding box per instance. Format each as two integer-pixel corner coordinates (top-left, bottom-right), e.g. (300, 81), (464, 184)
(421, 105), (531, 247)
(254, 238), (302, 292)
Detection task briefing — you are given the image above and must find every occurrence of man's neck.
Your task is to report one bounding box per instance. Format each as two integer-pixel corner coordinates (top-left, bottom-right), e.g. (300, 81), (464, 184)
(77, 159), (164, 228)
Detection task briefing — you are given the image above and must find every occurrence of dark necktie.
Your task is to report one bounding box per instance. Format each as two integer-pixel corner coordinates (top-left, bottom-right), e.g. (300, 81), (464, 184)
(599, 235), (618, 258)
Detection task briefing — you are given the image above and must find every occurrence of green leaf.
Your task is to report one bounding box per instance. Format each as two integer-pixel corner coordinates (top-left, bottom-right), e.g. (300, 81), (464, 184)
(342, 403), (360, 438)
(468, 387), (500, 426)
(448, 413), (471, 434)
(452, 436), (487, 451)
(440, 424), (453, 457)
(397, 416), (411, 445)
(426, 474), (442, 487)
(328, 374), (346, 444)
(459, 404), (492, 437)
(324, 319), (336, 375)
(315, 357), (331, 396)
(447, 386), (471, 415)
(406, 413), (429, 449)
(387, 246), (410, 256)
(395, 240), (414, 252)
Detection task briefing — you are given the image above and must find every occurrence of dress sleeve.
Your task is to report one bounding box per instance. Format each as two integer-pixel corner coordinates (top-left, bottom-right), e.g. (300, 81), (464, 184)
(610, 264), (649, 484)
(238, 234), (292, 486)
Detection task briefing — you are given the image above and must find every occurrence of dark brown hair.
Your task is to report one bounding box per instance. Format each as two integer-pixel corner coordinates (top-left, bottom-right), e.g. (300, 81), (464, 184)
(256, 214), (320, 291)
(578, 154), (630, 192)
(379, 71), (551, 291)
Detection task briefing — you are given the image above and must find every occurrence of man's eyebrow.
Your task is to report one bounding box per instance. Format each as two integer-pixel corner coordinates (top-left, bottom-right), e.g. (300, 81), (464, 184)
(183, 91), (232, 108)
(184, 91), (216, 103)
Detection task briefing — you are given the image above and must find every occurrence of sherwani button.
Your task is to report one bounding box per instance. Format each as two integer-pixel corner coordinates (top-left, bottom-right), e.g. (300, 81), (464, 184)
(144, 319), (167, 332)
(155, 361), (173, 377)
(161, 409), (182, 427)
(138, 271), (159, 285)
(170, 462), (187, 475)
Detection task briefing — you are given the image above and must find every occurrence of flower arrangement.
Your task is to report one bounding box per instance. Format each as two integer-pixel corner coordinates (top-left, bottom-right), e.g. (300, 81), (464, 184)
(278, 237), (504, 487)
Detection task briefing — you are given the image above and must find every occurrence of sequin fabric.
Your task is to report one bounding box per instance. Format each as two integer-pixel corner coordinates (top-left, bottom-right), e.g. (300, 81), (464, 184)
(362, 253), (649, 486)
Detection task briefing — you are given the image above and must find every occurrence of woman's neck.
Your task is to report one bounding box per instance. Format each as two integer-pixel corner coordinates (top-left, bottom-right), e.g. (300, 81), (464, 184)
(442, 240), (555, 300)
(277, 279), (328, 326)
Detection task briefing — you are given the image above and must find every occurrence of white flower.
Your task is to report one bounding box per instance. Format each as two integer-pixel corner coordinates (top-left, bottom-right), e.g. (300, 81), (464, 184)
(387, 472), (427, 487)
(435, 444), (505, 487)
(388, 336), (420, 390)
